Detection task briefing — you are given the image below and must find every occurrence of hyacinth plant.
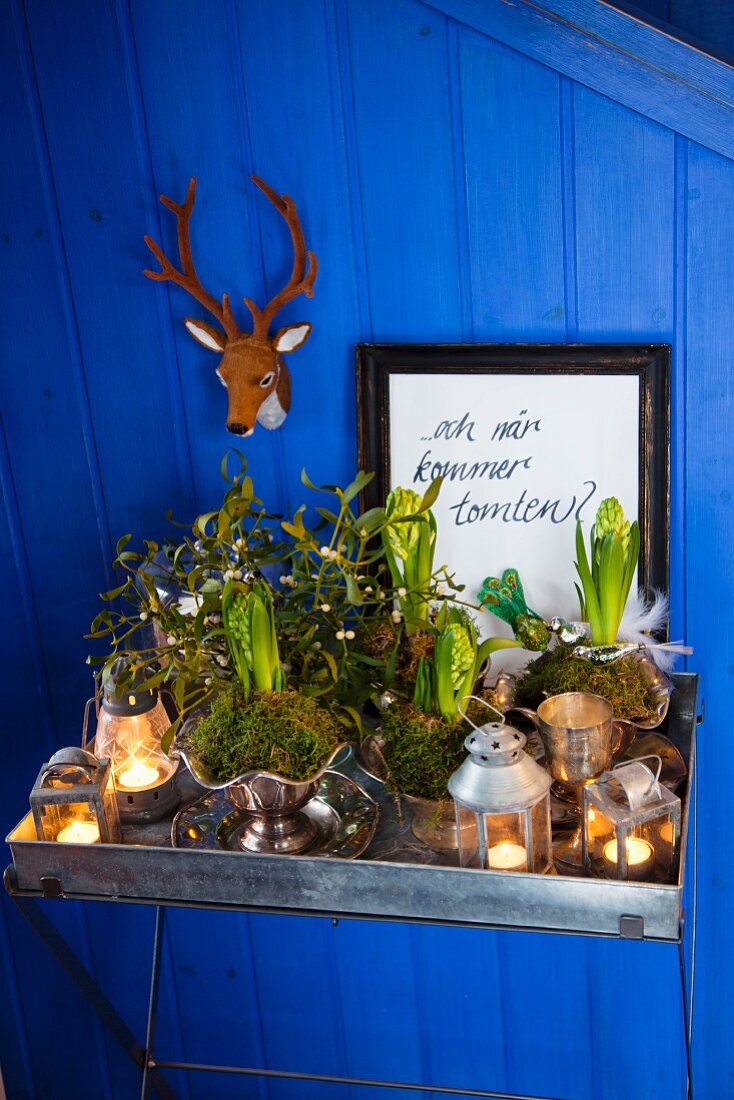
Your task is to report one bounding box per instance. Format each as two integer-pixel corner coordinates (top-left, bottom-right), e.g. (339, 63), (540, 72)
(574, 496), (640, 645)
(412, 605), (519, 724)
(381, 484), (440, 633)
(222, 579), (285, 696)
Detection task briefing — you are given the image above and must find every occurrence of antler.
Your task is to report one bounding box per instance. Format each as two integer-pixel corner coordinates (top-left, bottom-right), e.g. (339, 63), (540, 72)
(143, 177), (240, 342)
(245, 175), (318, 342)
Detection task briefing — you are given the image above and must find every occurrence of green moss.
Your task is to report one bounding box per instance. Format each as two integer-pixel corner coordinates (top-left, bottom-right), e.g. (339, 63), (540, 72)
(379, 703), (467, 802)
(184, 686), (343, 781)
(514, 644), (659, 721)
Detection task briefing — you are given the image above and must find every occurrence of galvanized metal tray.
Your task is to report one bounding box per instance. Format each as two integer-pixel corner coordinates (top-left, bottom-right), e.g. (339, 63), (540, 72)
(5, 673), (698, 942)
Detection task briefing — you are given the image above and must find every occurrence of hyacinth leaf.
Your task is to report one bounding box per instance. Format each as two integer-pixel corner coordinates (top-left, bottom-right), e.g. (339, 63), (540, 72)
(598, 533), (624, 644)
(434, 627), (458, 721)
(412, 656), (433, 712)
(418, 476), (443, 513)
(249, 594), (273, 691)
(574, 582), (587, 622)
(475, 636), (523, 678)
(574, 521), (603, 642)
(621, 521), (641, 608)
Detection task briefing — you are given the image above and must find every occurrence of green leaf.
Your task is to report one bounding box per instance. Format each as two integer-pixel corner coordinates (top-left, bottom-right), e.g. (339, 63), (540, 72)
(598, 533), (624, 644)
(340, 705), (364, 736)
(316, 507), (340, 524)
(345, 575), (363, 606)
(115, 533), (133, 556)
(418, 477), (443, 513)
(99, 582), (129, 601)
(354, 506), (386, 534)
(341, 470), (374, 506)
(322, 649), (339, 682)
(475, 636), (522, 675)
(575, 521), (602, 641)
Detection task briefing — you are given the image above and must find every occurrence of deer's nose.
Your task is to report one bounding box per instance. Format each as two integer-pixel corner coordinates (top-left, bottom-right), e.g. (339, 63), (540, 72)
(227, 422), (254, 437)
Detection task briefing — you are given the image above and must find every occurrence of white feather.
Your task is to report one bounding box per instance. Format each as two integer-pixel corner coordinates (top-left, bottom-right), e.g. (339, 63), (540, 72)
(619, 589), (669, 642)
(570, 590), (688, 671)
(618, 589), (680, 671)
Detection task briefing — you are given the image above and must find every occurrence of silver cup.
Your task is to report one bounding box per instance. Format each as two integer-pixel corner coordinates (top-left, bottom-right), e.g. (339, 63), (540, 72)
(517, 693), (632, 873)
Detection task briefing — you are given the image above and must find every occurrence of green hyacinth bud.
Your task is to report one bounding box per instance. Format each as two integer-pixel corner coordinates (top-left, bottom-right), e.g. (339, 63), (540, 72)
(595, 497), (630, 555)
(384, 487), (423, 561)
(450, 625), (474, 688)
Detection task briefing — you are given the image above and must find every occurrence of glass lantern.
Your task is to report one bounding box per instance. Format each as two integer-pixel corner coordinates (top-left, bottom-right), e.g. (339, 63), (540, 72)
(30, 747), (120, 844)
(581, 758), (681, 882)
(87, 659), (179, 822)
(448, 702), (553, 873)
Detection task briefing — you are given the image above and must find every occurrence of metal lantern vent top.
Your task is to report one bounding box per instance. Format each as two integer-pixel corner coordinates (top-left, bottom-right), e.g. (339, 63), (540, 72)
(90, 658), (179, 823)
(448, 699), (553, 874)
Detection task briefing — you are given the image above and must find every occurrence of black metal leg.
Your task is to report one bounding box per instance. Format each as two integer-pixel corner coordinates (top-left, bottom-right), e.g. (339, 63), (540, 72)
(4, 867), (177, 1100)
(141, 906), (167, 1100)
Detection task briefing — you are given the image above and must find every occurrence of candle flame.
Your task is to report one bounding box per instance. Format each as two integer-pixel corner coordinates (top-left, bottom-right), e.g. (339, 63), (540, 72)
(117, 759), (160, 790)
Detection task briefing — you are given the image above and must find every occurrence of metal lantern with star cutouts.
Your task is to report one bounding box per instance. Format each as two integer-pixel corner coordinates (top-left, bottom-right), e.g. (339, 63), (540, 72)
(448, 700), (552, 873)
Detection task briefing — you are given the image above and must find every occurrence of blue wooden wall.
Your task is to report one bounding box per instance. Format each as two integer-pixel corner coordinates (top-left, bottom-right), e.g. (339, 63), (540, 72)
(1, 1), (731, 1096)
(633, 0), (734, 55)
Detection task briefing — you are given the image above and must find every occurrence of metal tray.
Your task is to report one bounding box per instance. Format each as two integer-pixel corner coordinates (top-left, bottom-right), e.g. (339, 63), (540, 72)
(5, 673), (698, 942)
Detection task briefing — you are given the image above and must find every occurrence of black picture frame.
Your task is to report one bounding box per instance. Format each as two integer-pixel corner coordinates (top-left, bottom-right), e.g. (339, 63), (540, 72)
(357, 343), (670, 601)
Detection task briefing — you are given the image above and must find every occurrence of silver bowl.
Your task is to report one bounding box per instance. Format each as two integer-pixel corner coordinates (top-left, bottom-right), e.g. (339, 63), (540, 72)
(173, 720), (349, 855)
(494, 652), (674, 731)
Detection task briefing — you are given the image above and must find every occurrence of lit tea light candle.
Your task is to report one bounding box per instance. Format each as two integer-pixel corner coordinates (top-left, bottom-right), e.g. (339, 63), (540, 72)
(117, 759), (159, 790)
(487, 841), (527, 871)
(603, 837), (654, 880)
(57, 820), (100, 844)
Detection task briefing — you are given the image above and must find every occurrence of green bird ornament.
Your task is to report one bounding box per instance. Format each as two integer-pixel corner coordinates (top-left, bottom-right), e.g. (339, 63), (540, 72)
(478, 568), (551, 651)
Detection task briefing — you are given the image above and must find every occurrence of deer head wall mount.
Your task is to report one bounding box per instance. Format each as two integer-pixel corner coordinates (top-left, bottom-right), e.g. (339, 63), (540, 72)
(144, 176), (318, 437)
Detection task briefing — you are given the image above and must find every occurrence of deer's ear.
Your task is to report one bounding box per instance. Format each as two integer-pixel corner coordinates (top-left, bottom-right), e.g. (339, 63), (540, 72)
(184, 318), (227, 352)
(274, 322), (311, 354)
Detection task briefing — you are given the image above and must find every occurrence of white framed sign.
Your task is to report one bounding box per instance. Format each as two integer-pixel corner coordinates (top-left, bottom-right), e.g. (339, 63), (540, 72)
(357, 344), (670, 669)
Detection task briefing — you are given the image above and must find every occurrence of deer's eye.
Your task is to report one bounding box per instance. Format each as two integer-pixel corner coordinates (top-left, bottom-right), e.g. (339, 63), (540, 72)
(260, 372), (275, 389)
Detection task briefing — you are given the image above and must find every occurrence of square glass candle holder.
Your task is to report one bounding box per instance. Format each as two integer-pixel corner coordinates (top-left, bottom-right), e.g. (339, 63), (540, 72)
(581, 760), (681, 882)
(30, 747), (121, 844)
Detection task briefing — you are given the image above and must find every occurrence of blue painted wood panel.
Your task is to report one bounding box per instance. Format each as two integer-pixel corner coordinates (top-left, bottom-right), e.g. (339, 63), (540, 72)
(0, 1), (729, 1097)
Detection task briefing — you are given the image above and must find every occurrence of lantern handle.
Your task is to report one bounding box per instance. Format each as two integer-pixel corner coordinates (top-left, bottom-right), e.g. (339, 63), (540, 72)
(610, 755), (663, 808)
(81, 697), (96, 751)
(613, 754), (663, 784)
(457, 694), (505, 730)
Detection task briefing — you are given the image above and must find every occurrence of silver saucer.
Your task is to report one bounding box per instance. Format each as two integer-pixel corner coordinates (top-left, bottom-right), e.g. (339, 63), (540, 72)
(172, 770), (379, 858)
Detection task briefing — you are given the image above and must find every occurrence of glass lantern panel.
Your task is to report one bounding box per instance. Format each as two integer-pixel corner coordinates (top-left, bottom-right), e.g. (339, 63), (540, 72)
(484, 812), (528, 872)
(585, 804), (615, 862)
(39, 801), (101, 843)
(455, 803), (481, 868)
(95, 698), (176, 790)
(529, 797), (552, 874)
(101, 784), (122, 843)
